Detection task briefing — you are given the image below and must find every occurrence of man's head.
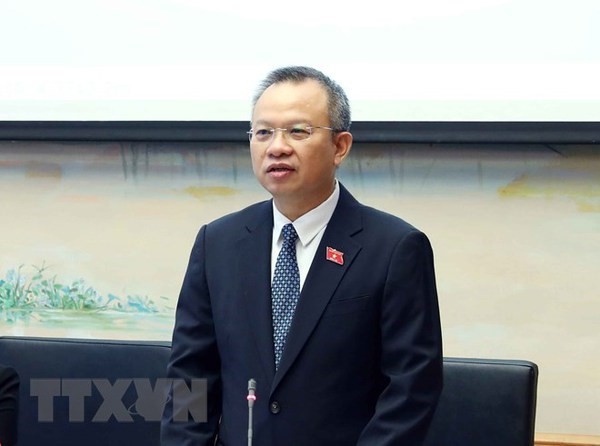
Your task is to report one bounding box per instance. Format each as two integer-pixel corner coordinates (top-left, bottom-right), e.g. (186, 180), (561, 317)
(250, 66), (353, 221)
(252, 66), (351, 132)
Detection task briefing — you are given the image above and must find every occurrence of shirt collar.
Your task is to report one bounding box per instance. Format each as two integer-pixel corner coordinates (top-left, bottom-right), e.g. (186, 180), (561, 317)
(272, 180), (340, 247)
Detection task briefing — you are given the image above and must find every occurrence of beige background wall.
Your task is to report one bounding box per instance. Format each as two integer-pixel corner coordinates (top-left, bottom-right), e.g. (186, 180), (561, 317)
(1, 141), (598, 434)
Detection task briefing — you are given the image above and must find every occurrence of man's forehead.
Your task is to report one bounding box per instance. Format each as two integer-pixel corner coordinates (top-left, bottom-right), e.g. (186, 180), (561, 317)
(258, 79), (327, 102)
(253, 79), (328, 119)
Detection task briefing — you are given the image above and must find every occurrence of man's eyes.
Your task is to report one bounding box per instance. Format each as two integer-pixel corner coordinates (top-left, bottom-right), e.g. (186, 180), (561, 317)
(255, 128), (273, 136)
(251, 126), (311, 141)
(289, 127), (310, 136)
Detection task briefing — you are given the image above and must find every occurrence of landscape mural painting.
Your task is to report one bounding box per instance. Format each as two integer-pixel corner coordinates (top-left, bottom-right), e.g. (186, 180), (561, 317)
(0, 141), (598, 434)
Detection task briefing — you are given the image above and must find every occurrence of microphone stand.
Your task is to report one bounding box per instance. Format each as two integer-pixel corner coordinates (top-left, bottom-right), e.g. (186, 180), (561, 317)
(247, 379), (257, 446)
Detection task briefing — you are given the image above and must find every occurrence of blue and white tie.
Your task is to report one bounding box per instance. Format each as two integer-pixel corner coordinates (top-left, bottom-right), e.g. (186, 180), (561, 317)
(272, 223), (300, 370)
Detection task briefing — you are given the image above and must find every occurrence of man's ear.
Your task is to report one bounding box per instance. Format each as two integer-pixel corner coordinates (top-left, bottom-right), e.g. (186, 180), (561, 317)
(333, 132), (353, 167)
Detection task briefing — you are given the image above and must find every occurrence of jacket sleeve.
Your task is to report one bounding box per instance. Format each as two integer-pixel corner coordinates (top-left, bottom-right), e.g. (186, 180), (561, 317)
(161, 225), (222, 446)
(357, 230), (443, 446)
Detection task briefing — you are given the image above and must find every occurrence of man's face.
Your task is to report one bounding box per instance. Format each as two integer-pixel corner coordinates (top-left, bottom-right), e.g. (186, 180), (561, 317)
(250, 79), (351, 219)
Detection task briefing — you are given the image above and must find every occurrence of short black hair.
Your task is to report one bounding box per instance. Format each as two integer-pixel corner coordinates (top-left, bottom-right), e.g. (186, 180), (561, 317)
(252, 66), (351, 131)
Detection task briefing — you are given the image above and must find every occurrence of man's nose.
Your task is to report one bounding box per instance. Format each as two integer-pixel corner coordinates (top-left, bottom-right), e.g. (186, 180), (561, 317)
(267, 129), (293, 156)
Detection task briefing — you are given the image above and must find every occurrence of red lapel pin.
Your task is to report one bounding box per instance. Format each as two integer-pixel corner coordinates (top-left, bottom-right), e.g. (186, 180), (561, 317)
(326, 246), (344, 265)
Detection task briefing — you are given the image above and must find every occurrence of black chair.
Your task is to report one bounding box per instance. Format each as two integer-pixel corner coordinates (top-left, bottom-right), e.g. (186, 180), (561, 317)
(424, 357), (538, 446)
(0, 336), (171, 446)
(1, 337), (538, 446)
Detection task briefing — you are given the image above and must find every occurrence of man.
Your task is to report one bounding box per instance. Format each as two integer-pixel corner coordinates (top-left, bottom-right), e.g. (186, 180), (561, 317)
(162, 66), (443, 445)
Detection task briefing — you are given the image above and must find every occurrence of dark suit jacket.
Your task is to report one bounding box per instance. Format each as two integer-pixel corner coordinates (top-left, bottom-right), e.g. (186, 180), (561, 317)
(162, 184), (443, 446)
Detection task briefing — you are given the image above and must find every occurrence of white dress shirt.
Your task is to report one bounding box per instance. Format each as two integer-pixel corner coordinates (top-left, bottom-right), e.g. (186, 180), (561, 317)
(271, 180), (340, 290)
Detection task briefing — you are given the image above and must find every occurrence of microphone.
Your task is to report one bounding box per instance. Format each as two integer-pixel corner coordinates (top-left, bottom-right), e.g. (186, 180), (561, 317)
(247, 379), (257, 446)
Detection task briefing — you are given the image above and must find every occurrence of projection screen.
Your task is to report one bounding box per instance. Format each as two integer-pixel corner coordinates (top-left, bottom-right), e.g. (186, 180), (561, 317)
(1, 0), (598, 141)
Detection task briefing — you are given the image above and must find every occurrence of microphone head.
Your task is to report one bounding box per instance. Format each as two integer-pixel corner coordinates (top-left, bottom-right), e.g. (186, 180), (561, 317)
(248, 379), (257, 391)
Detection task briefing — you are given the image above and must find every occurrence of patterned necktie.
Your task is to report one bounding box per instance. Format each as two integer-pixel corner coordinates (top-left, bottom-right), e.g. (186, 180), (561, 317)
(272, 223), (300, 370)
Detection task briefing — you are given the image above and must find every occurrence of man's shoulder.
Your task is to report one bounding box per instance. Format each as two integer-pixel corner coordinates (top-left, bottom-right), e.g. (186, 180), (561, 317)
(339, 189), (422, 237)
(360, 204), (419, 232)
(338, 182), (423, 236)
(205, 199), (271, 233)
(357, 205), (425, 245)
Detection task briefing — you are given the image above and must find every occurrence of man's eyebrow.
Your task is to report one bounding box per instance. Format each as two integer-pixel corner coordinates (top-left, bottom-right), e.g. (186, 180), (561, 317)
(253, 120), (311, 127)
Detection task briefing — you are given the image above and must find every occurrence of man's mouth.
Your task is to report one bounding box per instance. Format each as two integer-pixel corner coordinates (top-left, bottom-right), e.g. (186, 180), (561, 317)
(267, 165), (293, 172)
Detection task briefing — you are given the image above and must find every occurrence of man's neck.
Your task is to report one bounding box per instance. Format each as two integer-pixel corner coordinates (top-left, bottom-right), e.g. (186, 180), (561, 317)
(273, 181), (337, 222)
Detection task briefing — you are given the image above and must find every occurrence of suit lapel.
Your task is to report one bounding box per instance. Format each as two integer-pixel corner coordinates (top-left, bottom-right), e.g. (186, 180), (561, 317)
(271, 185), (363, 393)
(237, 202), (276, 382)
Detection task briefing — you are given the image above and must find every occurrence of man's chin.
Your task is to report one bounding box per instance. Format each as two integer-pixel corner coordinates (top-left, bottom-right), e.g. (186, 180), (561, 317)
(260, 180), (296, 197)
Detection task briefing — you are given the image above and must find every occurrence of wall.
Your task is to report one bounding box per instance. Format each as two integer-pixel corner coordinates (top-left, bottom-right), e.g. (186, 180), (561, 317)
(1, 141), (598, 434)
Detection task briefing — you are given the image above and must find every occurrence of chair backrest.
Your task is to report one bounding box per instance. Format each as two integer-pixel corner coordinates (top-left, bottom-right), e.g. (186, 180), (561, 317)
(0, 336), (171, 446)
(424, 357), (538, 446)
(1, 337), (538, 446)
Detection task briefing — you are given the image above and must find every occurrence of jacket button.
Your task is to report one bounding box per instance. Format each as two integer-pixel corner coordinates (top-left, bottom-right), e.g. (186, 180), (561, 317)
(270, 401), (281, 414)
